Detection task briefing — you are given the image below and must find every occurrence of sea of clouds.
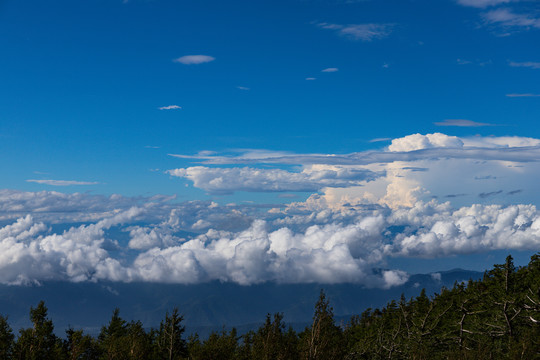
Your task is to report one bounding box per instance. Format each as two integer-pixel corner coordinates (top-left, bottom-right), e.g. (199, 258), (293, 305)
(3, 133), (540, 287)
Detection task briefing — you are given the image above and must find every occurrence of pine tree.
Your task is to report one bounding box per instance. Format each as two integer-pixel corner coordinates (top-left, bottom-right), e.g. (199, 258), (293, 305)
(154, 308), (187, 360)
(14, 301), (59, 360)
(98, 308), (129, 360)
(301, 290), (344, 360)
(0, 314), (14, 360)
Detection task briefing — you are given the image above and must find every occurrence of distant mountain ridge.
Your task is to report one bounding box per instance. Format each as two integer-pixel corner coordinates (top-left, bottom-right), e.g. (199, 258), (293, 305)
(0, 269), (482, 337)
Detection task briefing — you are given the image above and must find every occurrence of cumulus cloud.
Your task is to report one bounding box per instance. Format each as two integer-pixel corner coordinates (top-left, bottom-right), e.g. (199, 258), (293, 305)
(316, 22), (393, 41)
(26, 179), (99, 186)
(387, 133), (464, 152)
(170, 133), (540, 210)
(391, 201), (540, 258)
(167, 165), (380, 194)
(4, 193), (540, 287)
(158, 105), (182, 110)
(434, 119), (494, 127)
(173, 55), (215, 64)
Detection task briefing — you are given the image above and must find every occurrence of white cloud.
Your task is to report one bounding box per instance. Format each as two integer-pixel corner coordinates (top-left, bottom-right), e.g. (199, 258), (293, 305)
(434, 119), (494, 127)
(167, 165), (380, 194)
(387, 133), (464, 152)
(457, 0), (511, 8)
(321, 67), (339, 72)
(158, 105), (182, 110)
(236, 86), (250, 90)
(483, 9), (540, 29)
(369, 137), (391, 143)
(506, 93), (540, 97)
(305, 77), (317, 80)
(173, 55), (215, 65)
(26, 179), (99, 186)
(171, 133), (540, 210)
(430, 272), (442, 281)
(509, 61), (540, 69)
(4, 194), (540, 286)
(316, 22), (393, 41)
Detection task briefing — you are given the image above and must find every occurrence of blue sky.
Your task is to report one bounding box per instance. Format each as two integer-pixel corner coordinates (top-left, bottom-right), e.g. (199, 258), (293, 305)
(1, 0), (540, 285)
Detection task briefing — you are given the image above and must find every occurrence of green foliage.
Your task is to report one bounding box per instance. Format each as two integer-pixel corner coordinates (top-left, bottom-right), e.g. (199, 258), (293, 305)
(0, 315), (14, 360)
(154, 308), (187, 360)
(188, 328), (238, 360)
(13, 301), (60, 360)
(242, 313), (299, 360)
(300, 290), (345, 360)
(64, 328), (100, 360)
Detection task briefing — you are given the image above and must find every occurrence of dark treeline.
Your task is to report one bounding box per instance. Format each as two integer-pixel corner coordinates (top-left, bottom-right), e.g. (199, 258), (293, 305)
(1, 254), (540, 359)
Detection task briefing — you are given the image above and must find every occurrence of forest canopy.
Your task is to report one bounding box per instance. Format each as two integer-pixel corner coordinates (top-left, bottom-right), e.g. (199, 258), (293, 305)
(1, 254), (539, 359)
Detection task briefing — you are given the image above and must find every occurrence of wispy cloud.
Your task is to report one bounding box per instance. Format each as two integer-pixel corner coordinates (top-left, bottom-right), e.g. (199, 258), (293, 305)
(26, 179), (99, 186)
(434, 119), (494, 127)
(369, 137), (391, 143)
(170, 133), (540, 166)
(316, 22), (393, 41)
(321, 67), (339, 72)
(509, 61), (540, 69)
(457, 58), (492, 66)
(506, 93), (540, 97)
(237, 86), (250, 91)
(456, 0), (511, 8)
(483, 9), (540, 29)
(167, 166), (380, 195)
(173, 55), (215, 65)
(158, 105), (182, 110)
(305, 77), (317, 80)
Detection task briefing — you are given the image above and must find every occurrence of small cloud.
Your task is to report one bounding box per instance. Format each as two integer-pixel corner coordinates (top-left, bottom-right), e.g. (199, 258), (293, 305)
(158, 105), (182, 110)
(316, 22), (393, 41)
(456, 0), (510, 8)
(457, 58), (473, 65)
(369, 137), (391, 143)
(173, 55), (215, 65)
(509, 61), (540, 69)
(484, 10), (540, 30)
(479, 190), (503, 198)
(401, 167), (429, 172)
(506, 93), (540, 97)
(457, 58), (491, 66)
(430, 272), (442, 282)
(305, 77), (317, 80)
(508, 189), (523, 195)
(277, 194), (298, 199)
(382, 63), (390, 68)
(474, 175), (497, 180)
(445, 193), (468, 198)
(434, 119), (494, 127)
(321, 67), (339, 72)
(237, 86), (250, 91)
(26, 179), (99, 186)
(145, 145), (161, 149)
